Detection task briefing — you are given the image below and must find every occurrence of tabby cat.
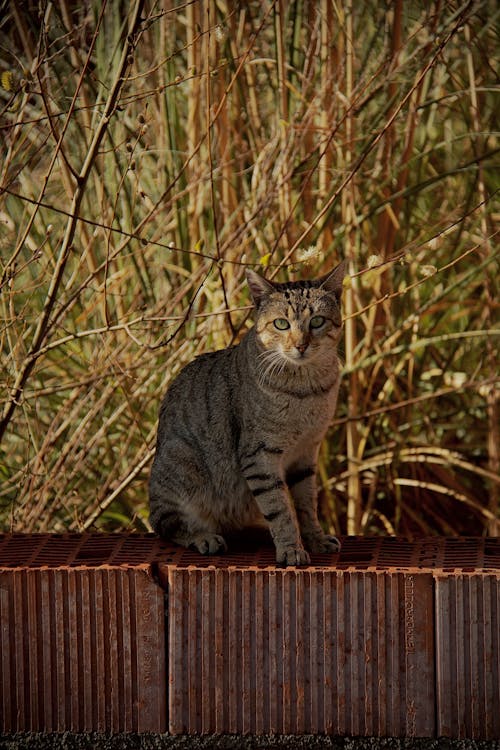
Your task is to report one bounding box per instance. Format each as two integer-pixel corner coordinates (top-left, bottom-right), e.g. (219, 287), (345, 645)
(149, 262), (345, 566)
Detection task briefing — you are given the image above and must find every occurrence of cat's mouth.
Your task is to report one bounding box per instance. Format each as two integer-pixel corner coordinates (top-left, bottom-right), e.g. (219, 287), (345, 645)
(284, 347), (314, 364)
(258, 345), (318, 382)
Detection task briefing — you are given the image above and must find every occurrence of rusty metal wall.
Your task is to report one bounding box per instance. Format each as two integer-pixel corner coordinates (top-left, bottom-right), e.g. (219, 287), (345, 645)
(1, 533), (500, 739)
(0, 565), (166, 733)
(165, 567), (435, 737)
(435, 573), (500, 740)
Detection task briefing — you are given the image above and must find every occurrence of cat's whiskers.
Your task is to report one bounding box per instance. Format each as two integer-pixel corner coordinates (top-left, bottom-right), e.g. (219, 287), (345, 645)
(257, 350), (279, 384)
(267, 357), (287, 383)
(257, 349), (288, 387)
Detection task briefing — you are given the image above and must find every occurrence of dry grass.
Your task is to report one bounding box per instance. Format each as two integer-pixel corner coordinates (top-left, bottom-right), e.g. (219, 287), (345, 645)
(0, 0), (498, 536)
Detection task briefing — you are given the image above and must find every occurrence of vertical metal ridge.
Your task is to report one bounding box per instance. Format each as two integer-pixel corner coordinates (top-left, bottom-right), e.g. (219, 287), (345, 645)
(26, 570), (38, 728)
(110, 569), (120, 727)
(281, 569), (294, 733)
(276, 570), (286, 733)
(237, 569), (246, 734)
(167, 567), (180, 733)
(125, 569), (137, 730)
(195, 569), (205, 732)
(352, 571), (364, 736)
(343, 571), (352, 735)
(361, 573), (372, 736)
(80, 569), (92, 730)
(227, 569), (239, 732)
(0, 572), (11, 728)
(89, 570), (99, 729)
(372, 572), (383, 735)
(335, 570), (346, 735)
(254, 570), (264, 734)
(76, 569), (87, 729)
(482, 574), (500, 740)
(386, 573), (399, 736)
(106, 569), (119, 730)
(119, 568), (131, 730)
(64, 569), (77, 728)
(308, 570), (322, 734)
(244, 569), (254, 735)
(202, 569), (214, 732)
(294, 570), (305, 733)
(41, 571), (51, 730)
(54, 571), (66, 730)
(3, 573), (11, 726)
(95, 569), (107, 731)
(468, 576), (479, 737)
(322, 569), (334, 734)
(217, 568), (228, 731)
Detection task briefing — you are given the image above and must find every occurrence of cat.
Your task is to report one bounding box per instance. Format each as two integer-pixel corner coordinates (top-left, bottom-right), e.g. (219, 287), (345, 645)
(149, 261), (345, 566)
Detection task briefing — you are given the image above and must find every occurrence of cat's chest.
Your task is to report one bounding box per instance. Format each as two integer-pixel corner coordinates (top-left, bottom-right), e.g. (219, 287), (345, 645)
(256, 385), (337, 441)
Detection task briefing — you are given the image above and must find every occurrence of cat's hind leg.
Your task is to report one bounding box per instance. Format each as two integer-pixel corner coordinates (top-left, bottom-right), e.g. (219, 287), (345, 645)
(149, 474), (227, 555)
(150, 503), (228, 555)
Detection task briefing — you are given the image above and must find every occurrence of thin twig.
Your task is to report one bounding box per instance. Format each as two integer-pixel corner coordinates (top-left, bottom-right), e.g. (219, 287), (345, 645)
(0, 0), (146, 443)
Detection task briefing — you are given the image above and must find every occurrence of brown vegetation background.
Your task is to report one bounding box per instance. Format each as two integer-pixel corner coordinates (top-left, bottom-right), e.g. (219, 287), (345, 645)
(1, 1), (498, 537)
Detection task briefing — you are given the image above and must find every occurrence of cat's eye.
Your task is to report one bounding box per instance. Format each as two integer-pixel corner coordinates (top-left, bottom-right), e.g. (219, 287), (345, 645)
(273, 318), (290, 331)
(310, 315), (326, 329)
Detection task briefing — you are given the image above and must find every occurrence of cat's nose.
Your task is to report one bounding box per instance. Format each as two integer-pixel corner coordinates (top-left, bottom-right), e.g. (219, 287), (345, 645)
(296, 342), (308, 355)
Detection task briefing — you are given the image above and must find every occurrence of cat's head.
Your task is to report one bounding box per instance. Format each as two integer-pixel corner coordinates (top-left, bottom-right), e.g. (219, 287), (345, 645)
(246, 261), (345, 366)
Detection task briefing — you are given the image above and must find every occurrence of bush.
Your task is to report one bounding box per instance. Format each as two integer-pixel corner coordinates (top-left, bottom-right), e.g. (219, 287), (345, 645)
(1, 0), (498, 536)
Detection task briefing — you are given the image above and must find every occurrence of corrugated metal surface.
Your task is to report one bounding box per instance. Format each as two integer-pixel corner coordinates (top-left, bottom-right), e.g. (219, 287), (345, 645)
(156, 533), (500, 572)
(165, 567), (435, 737)
(0, 564), (166, 733)
(1, 533), (500, 739)
(435, 573), (500, 740)
(0, 532), (172, 568)
(2, 532), (499, 571)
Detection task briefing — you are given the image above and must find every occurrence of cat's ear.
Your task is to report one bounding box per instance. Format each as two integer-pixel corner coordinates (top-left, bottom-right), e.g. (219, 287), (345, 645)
(318, 260), (346, 302)
(246, 269), (276, 305)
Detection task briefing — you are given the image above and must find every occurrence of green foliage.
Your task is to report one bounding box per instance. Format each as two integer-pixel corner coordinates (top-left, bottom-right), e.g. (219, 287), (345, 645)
(0, 0), (498, 536)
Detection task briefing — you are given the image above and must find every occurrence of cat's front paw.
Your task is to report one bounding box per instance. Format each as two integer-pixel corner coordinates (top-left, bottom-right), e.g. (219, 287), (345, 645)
(190, 534), (228, 555)
(304, 533), (341, 554)
(276, 545), (311, 567)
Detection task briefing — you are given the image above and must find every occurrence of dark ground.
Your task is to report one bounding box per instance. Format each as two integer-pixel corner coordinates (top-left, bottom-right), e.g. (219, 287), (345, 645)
(1, 735), (499, 749)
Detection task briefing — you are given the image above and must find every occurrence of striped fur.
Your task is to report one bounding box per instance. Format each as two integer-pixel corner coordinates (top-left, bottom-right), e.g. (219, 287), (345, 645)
(149, 262), (345, 566)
